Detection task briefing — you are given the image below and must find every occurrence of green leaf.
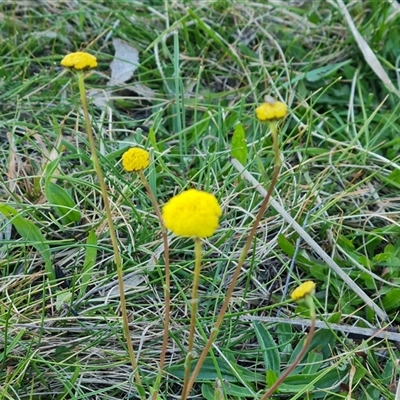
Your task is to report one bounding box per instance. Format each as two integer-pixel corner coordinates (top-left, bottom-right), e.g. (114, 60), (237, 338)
(43, 157), (61, 178)
(148, 126), (158, 151)
(266, 369), (278, 389)
(279, 368), (346, 397)
(45, 181), (81, 224)
(302, 351), (323, 375)
(382, 288), (400, 311)
(275, 323), (294, 361)
(201, 384), (214, 400)
(202, 382), (257, 399)
(283, 60), (351, 88)
(253, 321), (280, 374)
(289, 329), (335, 366)
(387, 168), (400, 184)
(277, 233), (295, 256)
(326, 312), (342, 324)
(0, 204), (53, 280)
(231, 123), (247, 165)
(304, 60), (351, 82)
(277, 234), (328, 279)
(79, 230), (97, 297)
(168, 357), (264, 383)
(56, 291), (72, 311)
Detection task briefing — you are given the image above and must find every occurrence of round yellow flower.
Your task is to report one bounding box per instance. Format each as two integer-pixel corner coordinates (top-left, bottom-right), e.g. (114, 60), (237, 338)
(61, 52), (98, 71)
(122, 148), (150, 172)
(255, 96), (287, 122)
(162, 189), (222, 238)
(291, 281), (316, 301)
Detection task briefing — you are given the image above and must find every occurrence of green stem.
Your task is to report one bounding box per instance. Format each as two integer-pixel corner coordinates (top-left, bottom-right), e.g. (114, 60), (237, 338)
(260, 296), (316, 399)
(181, 237), (202, 399)
(138, 171), (171, 400)
(76, 71), (143, 396)
(182, 121), (282, 399)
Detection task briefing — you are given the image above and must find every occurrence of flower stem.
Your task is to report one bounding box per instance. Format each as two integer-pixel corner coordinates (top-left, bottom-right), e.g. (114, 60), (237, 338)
(76, 71), (143, 396)
(260, 296), (316, 399)
(138, 171), (171, 400)
(181, 121), (282, 399)
(181, 237), (202, 399)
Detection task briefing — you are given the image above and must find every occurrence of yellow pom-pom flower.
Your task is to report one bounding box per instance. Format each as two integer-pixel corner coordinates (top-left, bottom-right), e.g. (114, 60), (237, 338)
(162, 189), (222, 238)
(255, 95), (287, 122)
(291, 281), (316, 301)
(61, 51), (98, 71)
(122, 148), (150, 172)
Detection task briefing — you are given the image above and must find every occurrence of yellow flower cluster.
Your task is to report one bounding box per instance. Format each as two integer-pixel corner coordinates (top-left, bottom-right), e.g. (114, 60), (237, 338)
(61, 51), (98, 71)
(255, 96), (287, 122)
(162, 189), (222, 238)
(291, 281), (316, 301)
(122, 148), (150, 172)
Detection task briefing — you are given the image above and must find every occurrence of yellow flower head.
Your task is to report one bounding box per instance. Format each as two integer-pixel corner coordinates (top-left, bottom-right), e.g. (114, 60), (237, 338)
(121, 148), (150, 172)
(61, 52), (98, 71)
(255, 95), (287, 122)
(162, 189), (222, 238)
(291, 281), (316, 301)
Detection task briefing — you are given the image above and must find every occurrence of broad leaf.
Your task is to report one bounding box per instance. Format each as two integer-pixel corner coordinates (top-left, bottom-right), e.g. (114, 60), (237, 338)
(253, 321), (280, 375)
(231, 123), (247, 165)
(45, 181), (81, 224)
(0, 204), (53, 279)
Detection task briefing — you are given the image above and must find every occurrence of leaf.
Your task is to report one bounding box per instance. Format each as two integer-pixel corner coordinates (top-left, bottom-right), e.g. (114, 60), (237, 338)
(277, 234), (328, 279)
(282, 367), (348, 398)
(387, 169), (400, 185)
(231, 123), (247, 165)
(168, 357), (264, 383)
(382, 288), (400, 311)
(289, 329), (335, 366)
(108, 38), (139, 86)
(148, 126), (158, 151)
(304, 60), (350, 82)
(266, 369), (278, 389)
(56, 291), (72, 311)
(277, 234), (296, 256)
(45, 181), (81, 224)
(253, 321), (280, 374)
(202, 382), (257, 399)
(275, 323), (294, 355)
(302, 351), (324, 375)
(79, 230), (98, 298)
(0, 204), (53, 279)
(327, 312), (342, 324)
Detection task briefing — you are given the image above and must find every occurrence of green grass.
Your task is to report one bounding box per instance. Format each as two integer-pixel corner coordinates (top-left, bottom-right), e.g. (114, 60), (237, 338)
(1, 0), (400, 399)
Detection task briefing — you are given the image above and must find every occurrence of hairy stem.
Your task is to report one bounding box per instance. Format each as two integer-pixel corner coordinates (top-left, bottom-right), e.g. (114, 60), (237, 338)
(138, 171), (171, 400)
(182, 121), (282, 398)
(77, 71), (143, 397)
(260, 296), (316, 399)
(181, 238), (202, 399)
